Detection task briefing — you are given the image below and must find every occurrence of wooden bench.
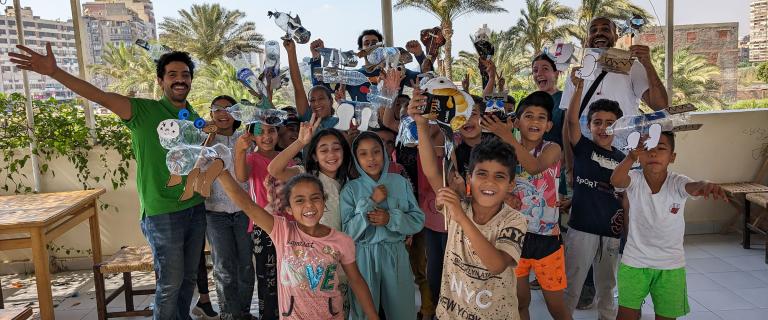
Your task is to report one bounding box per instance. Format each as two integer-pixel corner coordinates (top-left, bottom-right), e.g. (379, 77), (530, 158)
(718, 156), (768, 234)
(93, 246), (155, 320)
(745, 192), (768, 264)
(0, 308), (33, 320)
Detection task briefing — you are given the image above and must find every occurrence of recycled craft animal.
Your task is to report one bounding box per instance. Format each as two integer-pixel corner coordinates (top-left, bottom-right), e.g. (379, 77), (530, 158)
(157, 114), (229, 201)
(267, 11), (311, 44)
(606, 103), (703, 151)
(420, 27), (446, 62)
(420, 76), (474, 131)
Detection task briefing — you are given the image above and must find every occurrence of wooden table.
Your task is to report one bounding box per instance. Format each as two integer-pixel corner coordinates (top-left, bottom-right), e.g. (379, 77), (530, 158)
(0, 189), (105, 320)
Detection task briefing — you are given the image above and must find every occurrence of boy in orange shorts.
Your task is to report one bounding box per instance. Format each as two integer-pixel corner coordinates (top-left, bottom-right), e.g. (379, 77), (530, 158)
(483, 91), (571, 320)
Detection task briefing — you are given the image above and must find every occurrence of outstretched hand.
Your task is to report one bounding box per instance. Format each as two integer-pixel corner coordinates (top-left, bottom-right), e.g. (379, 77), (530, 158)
(407, 80), (428, 126)
(9, 43), (58, 76)
(688, 182), (728, 201)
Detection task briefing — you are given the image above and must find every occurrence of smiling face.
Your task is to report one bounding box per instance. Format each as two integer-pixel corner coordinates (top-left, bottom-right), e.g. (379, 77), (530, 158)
(254, 124), (278, 152)
(308, 88), (333, 119)
(470, 160), (514, 209)
(210, 99), (235, 130)
(587, 18), (618, 48)
(589, 111), (618, 149)
(158, 61), (192, 104)
(288, 181), (326, 227)
(355, 137), (384, 181)
(314, 134), (344, 176)
(461, 107), (482, 139)
(639, 134), (676, 174)
(516, 106), (553, 143)
(532, 59), (558, 93)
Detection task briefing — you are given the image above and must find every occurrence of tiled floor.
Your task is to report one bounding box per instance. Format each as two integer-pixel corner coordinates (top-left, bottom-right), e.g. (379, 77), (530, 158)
(1, 233), (765, 319)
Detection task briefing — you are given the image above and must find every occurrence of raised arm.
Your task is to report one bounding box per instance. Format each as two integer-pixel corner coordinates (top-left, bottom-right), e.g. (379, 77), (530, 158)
(267, 115), (319, 181)
(408, 87), (444, 193)
(233, 133), (252, 183)
(482, 59), (497, 97)
(217, 170), (275, 233)
(566, 69), (585, 146)
(611, 147), (641, 189)
(631, 45), (668, 111)
(284, 39), (309, 118)
(9, 43), (131, 119)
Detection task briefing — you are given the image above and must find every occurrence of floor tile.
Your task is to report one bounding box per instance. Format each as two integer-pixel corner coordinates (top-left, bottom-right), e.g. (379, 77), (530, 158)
(688, 290), (754, 311)
(704, 271), (768, 290)
(679, 311), (723, 320)
(731, 287), (768, 308)
(687, 273), (726, 292)
(687, 257), (740, 273)
(715, 309), (768, 320)
(724, 254), (768, 272)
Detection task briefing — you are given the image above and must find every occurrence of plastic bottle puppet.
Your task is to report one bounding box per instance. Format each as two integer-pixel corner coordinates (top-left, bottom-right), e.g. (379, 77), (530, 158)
(472, 24), (494, 59)
(318, 48), (359, 69)
(135, 39), (171, 62)
(334, 101), (377, 131)
(312, 67), (371, 86)
(227, 101), (289, 135)
(606, 103), (703, 151)
(420, 27), (446, 62)
(420, 76), (474, 131)
(267, 11), (311, 44)
(157, 111), (229, 201)
(357, 43), (412, 73)
(543, 39), (575, 72)
(366, 82), (399, 110)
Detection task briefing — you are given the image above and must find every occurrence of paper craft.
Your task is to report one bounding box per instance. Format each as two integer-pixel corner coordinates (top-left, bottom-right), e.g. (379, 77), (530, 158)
(606, 103), (703, 151)
(598, 48), (633, 75)
(421, 76), (474, 131)
(576, 48), (603, 80)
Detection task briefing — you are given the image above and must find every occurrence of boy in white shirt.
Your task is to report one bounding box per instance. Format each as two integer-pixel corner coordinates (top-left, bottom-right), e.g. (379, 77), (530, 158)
(610, 132), (727, 320)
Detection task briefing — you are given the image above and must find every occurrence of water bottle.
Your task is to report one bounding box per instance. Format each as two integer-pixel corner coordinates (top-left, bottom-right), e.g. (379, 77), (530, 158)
(228, 102), (288, 126)
(135, 39), (170, 62)
(396, 116), (419, 147)
(367, 47), (400, 68)
(226, 50), (268, 100)
(313, 67), (370, 86)
(157, 119), (207, 150)
(165, 143), (231, 176)
(263, 40), (281, 77)
(366, 84), (397, 109)
(605, 110), (692, 149)
(267, 11), (311, 44)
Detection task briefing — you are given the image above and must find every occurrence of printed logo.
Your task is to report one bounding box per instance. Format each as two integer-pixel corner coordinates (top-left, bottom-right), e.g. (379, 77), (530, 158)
(591, 152), (620, 170)
(670, 203), (681, 214)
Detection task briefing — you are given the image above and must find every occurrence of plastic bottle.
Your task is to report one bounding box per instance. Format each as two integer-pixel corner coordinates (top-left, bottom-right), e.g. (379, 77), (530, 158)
(226, 50), (268, 100)
(263, 40), (281, 77)
(135, 39), (170, 62)
(166, 143), (231, 176)
(157, 119), (207, 150)
(227, 102), (289, 126)
(396, 116), (419, 147)
(267, 11), (311, 44)
(367, 47), (400, 68)
(313, 68), (370, 86)
(366, 84), (398, 109)
(605, 110), (692, 148)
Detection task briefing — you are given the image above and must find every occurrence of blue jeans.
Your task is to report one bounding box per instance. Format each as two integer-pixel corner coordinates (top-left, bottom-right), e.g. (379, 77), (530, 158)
(206, 211), (255, 319)
(141, 204), (206, 320)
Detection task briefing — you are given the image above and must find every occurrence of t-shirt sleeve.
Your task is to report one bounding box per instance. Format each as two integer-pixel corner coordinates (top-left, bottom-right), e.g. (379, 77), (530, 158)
(495, 210), (527, 266)
(619, 169), (642, 193)
(559, 76), (575, 110)
(338, 233), (357, 265)
(670, 172), (695, 200)
(630, 61), (650, 100)
(269, 216), (288, 244)
(123, 98), (150, 131)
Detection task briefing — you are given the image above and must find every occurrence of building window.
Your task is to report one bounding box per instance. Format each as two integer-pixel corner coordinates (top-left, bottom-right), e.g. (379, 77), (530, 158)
(686, 32), (697, 42)
(718, 30), (729, 40)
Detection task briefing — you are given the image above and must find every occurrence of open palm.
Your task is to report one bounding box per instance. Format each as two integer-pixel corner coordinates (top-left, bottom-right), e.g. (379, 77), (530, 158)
(8, 43), (57, 76)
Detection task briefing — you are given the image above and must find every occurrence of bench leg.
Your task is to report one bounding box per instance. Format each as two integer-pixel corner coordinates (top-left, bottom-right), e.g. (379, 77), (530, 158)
(744, 201), (751, 249)
(123, 272), (135, 311)
(93, 266), (107, 320)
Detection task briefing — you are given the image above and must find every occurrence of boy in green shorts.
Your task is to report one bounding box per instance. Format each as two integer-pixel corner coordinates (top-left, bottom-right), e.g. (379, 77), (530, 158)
(610, 132), (727, 320)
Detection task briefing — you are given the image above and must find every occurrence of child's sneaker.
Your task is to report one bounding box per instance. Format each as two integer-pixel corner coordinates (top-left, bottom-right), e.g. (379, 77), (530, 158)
(192, 300), (219, 319)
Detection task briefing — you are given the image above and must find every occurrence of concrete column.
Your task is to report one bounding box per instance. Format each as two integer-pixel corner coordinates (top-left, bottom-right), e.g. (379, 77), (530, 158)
(381, 0), (394, 46)
(665, 0), (674, 103)
(70, 0), (96, 137)
(13, 0), (41, 192)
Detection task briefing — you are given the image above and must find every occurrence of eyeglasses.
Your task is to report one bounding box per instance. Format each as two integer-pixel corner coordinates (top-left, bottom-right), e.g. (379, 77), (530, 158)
(210, 105), (232, 112)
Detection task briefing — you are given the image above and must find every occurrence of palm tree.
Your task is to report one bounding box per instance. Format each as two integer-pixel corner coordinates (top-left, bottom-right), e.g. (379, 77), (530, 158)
(394, 0), (507, 80)
(512, 0), (574, 54)
(188, 58), (253, 108)
(90, 43), (159, 99)
(570, 0), (653, 46)
(651, 47), (722, 108)
(159, 4), (264, 65)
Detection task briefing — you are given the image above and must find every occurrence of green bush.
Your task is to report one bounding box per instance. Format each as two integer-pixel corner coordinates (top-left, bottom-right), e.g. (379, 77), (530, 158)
(726, 99), (768, 110)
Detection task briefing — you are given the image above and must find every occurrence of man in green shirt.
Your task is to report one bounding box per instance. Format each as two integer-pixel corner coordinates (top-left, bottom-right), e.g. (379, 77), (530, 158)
(9, 43), (206, 320)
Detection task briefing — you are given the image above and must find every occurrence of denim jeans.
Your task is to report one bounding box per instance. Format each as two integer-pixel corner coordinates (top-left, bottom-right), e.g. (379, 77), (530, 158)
(206, 211), (255, 319)
(424, 228), (448, 305)
(140, 204), (206, 320)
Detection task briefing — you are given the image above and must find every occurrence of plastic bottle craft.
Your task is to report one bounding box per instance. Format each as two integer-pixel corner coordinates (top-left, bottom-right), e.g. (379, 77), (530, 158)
(267, 11), (311, 44)
(226, 50), (269, 101)
(606, 103), (703, 150)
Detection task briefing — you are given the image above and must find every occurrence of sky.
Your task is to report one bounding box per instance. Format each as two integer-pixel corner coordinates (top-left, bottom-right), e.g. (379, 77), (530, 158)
(6, 0), (755, 60)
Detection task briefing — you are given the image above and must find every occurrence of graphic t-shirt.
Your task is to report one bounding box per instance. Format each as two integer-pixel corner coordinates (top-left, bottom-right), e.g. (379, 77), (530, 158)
(619, 170), (694, 269)
(514, 141), (561, 236)
(568, 136), (626, 238)
(270, 216), (356, 320)
(436, 201), (527, 320)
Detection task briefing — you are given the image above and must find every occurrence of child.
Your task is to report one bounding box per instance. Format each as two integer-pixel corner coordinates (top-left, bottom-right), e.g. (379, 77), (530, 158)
(234, 122), (287, 319)
(482, 91), (570, 320)
(340, 131), (425, 320)
(285, 39), (339, 129)
(268, 115), (353, 232)
(216, 172), (380, 320)
(372, 127), (406, 175)
(611, 132), (726, 320)
(562, 69), (627, 319)
(410, 93), (528, 320)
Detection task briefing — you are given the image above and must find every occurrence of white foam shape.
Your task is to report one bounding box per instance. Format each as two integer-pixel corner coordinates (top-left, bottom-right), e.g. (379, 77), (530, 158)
(626, 131), (641, 150)
(334, 103), (355, 131)
(157, 119), (180, 139)
(359, 108), (372, 131)
(645, 123), (662, 149)
(422, 76), (456, 92)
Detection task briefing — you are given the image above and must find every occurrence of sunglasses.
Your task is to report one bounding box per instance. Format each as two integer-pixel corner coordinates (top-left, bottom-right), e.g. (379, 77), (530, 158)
(210, 104), (233, 112)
